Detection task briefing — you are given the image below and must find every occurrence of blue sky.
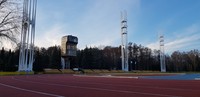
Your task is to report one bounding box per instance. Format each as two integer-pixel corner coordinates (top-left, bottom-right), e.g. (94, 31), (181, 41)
(25, 0), (200, 53)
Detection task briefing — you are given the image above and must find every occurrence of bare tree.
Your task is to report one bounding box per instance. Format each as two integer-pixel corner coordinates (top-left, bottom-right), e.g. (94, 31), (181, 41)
(0, 0), (21, 47)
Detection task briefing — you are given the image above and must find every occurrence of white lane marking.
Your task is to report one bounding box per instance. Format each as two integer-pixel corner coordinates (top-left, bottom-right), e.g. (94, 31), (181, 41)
(0, 82), (64, 97)
(73, 74), (139, 79)
(195, 78), (200, 80)
(13, 77), (179, 97)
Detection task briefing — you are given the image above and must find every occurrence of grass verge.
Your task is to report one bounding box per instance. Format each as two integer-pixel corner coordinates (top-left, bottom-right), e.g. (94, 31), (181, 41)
(0, 71), (34, 76)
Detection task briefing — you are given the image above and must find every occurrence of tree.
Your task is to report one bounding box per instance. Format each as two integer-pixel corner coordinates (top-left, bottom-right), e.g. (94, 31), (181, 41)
(0, 0), (21, 46)
(0, 47), (5, 71)
(47, 46), (61, 69)
(5, 49), (17, 71)
(102, 46), (121, 70)
(33, 47), (42, 72)
(188, 50), (199, 71)
(40, 47), (49, 68)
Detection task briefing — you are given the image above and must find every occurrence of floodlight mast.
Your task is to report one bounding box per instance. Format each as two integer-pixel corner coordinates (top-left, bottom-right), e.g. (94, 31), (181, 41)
(18, 0), (37, 72)
(159, 34), (166, 72)
(121, 11), (129, 72)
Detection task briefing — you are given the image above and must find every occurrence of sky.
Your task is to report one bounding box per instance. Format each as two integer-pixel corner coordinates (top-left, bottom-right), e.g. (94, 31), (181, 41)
(2, 0), (200, 54)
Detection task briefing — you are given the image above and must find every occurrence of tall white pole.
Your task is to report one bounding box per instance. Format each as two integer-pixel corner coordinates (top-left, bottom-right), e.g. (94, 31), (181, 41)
(121, 12), (124, 71)
(18, 0), (37, 72)
(121, 11), (129, 72)
(159, 34), (166, 72)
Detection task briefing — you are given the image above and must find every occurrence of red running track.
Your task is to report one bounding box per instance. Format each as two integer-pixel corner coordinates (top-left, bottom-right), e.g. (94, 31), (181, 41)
(0, 74), (200, 97)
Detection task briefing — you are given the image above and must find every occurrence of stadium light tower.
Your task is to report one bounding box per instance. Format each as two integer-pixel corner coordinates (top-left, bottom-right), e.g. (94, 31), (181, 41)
(18, 0), (37, 72)
(159, 34), (166, 72)
(121, 11), (129, 72)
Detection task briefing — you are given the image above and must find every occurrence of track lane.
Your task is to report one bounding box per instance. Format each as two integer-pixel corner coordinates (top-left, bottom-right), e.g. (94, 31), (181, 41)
(12, 77), (180, 97)
(1, 74), (200, 97)
(0, 77), (157, 97)
(22, 75), (200, 93)
(0, 75), (174, 97)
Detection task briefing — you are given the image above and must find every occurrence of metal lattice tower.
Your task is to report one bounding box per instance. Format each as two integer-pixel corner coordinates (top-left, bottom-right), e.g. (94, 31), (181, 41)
(121, 11), (129, 71)
(159, 35), (166, 72)
(18, 0), (37, 72)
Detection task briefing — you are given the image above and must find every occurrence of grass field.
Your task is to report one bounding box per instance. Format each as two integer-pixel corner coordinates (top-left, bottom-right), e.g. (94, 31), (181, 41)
(1, 69), (198, 76)
(0, 71), (34, 76)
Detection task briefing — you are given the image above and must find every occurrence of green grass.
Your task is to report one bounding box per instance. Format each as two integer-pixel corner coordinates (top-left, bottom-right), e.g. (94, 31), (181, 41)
(0, 71), (34, 76)
(1, 70), (198, 76)
(43, 69), (76, 74)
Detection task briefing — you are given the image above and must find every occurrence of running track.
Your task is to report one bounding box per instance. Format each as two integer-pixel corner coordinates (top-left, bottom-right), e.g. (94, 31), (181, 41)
(0, 74), (200, 97)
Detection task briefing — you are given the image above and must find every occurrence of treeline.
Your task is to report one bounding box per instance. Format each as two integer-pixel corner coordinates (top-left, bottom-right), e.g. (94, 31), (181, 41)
(0, 46), (62, 72)
(76, 45), (160, 71)
(0, 48), (18, 71)
(169, 50), (200, 71)
(0, 44), (200, 72)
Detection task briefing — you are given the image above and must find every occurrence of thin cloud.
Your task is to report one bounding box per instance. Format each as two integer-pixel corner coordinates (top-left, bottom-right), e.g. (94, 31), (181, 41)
(147, 24), (200, 53)
(166, 33), (200, 53)
(146, 41), (159, 50)
(34, 0), (140, 49)
(75, 0), (140, 49)
(35, 24), (66, 48)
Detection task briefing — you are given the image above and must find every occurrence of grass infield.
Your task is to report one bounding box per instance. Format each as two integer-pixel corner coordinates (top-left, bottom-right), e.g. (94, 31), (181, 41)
(1, 70), (198, 76)
(0, 71), (34, 76)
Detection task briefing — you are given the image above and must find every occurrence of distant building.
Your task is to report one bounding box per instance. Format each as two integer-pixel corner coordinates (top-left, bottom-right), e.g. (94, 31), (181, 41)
(61, 35), (78, 69)
(61, 35), (78, 57)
